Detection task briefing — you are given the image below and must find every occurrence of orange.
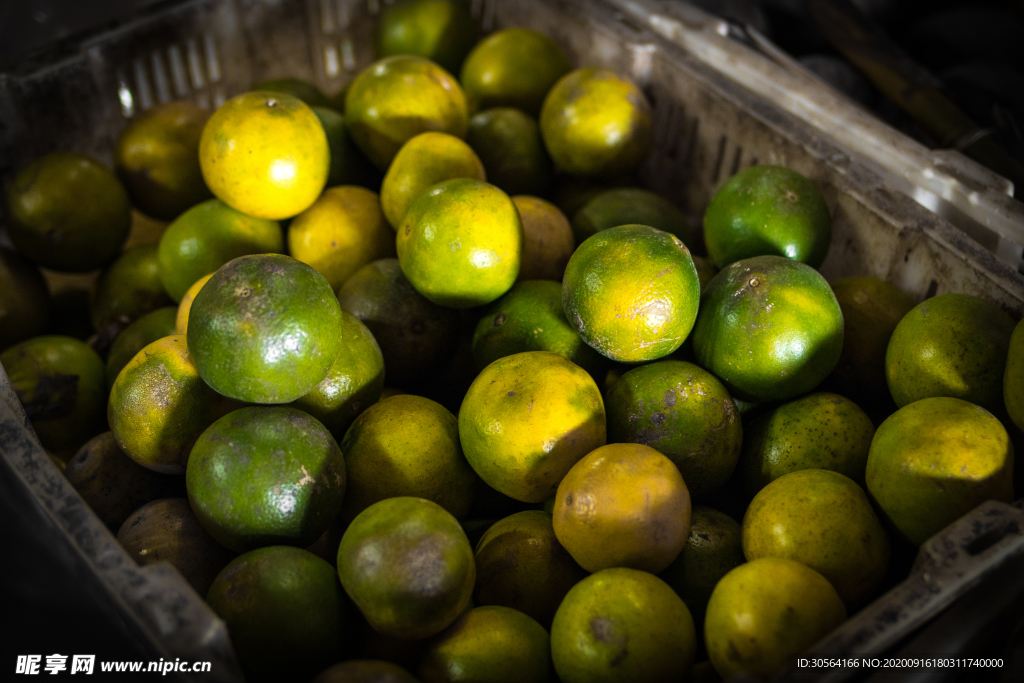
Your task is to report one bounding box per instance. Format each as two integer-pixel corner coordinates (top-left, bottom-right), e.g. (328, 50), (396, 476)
(288, 185), (396, 291)
(199, 91), (329, 219)
(552, 443), (691, 573)
(345, 55), (469, 170)
(459, 351), (606, 503)
(114, 100), (212, 220)
(539, 69), (652, 178)
(562, 224), (700, 363)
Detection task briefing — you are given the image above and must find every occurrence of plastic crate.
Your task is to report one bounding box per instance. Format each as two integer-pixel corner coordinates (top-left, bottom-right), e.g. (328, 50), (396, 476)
(2, 1), (1024, 681)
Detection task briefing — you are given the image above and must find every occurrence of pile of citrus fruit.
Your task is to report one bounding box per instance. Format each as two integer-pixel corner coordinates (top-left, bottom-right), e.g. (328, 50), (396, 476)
(1, 1), (1020, 681)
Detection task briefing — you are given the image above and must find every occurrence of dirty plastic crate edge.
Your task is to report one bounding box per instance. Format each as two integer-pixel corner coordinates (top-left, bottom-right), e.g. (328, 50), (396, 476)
(1, 0), (1024, 679)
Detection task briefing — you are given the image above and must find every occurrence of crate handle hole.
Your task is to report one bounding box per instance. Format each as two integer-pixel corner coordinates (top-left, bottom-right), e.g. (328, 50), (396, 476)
(965, 520), (1019, 556)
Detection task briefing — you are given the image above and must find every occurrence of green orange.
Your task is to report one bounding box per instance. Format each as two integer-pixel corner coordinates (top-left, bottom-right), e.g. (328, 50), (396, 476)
(827, 276), (915, 401)
(459, 351), (606, 503)
(381, 131), (485, 229)
(337, 394), (476, 525)
(472, 280), (608, 380)
(105, 306), (178, 386)
(186, 406), (347, 551)
(175, 273), (214, 336)
(117, 497), (234, 597)
(562, 224), (700, 363)
(553, 443), (691, 573)
(290, 309), (384, 439)
(885, 292), (1015, 412)
(419, 606), (553, 683)
(91, 243), (172, 331)
(692, 255), (844, 402)
(551, 567), (696, 683)
(207, 546), (350, 682)
(866, 396), (1014, 546)
(658, 506), (745, 638)
(1, 335), (106, 459)
(374, 0), (479, 75)
(0, 247), (50, 349)
(64, 432), (176, 529)
(703, 165), (832, 269)
(742, 469), (890, 609)
(114, 100), (212, 220)
(704, 558), (846, 679)
(540, 69), (652, 178)
(337, 258), (460, 387)
(345, 55), (469, 170)
(466, 108), (553, 197)
(740, 392), (874, 495)
(337, 496), (475, 639)
(605, 360), (742, 499)
(473, 510), (587, 628)
(186, 254), (342, 403)
(199, 91), (329, 219)
(512, 196), (574, 283)
(108, 334), (235, 473)
(157, 198), (283, 302)
(572, 188), (689, 247)
(396, 178), (523, 308)
(6, 151), (131, 272)
(288, 185), (396, 291)
(1005, 319), (1024, 431)
(460, 28), (573, 116)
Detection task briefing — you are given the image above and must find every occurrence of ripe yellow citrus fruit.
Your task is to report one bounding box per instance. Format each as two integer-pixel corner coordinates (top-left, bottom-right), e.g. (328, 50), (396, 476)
(345, 55), (469, 170)
(199, 91), (329, 219)
(396, 178), (523, 308)
(459, 351), (606, 503)
(540, 69), (652, 178)
(288, 185), (396, 291)
(553, 442), (691, 573)
(108, 334), (236, 473)
(105, 306), (178, 386)
(380, 131), (485, 230)
(175, 273), (213, 336)
(562, 224), (700, 363)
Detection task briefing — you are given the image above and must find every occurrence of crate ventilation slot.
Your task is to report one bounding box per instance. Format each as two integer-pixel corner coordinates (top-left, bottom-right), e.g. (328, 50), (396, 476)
(116, 35), (222, 117)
